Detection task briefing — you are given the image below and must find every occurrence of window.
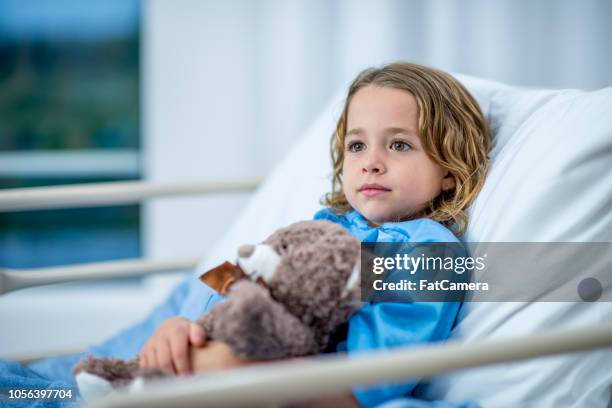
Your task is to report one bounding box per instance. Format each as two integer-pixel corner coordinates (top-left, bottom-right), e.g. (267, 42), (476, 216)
(0, 0), (141, 268)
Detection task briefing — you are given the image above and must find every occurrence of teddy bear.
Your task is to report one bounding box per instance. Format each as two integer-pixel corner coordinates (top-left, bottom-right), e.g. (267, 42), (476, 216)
(73, 219), (362, 400)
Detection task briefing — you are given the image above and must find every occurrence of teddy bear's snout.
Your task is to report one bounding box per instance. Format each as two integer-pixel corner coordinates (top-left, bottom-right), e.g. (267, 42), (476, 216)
(237, 244), (281, 283)
(238, 244), (255, 258)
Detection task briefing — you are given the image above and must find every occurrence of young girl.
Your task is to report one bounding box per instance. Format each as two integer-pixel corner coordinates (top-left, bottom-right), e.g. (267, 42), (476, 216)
(138, 62), (490, 407)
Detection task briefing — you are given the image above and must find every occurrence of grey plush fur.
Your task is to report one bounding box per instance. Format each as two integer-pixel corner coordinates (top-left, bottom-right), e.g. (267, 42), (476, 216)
(198, 220), (362, 360)
(73, 220), (361, 390)
(72, 355), (168, 387)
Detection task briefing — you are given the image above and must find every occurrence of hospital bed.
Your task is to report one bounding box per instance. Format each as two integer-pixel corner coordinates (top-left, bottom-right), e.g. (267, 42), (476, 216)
(1, 73), (611, 407)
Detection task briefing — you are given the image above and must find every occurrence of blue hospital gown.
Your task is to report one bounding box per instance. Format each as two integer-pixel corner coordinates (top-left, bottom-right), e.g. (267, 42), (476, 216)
(2, 209), (477, 408)
(314, 208), (470, 407)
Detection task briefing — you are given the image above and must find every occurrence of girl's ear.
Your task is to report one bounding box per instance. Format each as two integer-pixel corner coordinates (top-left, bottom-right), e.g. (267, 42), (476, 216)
(442, 172), (456, 191)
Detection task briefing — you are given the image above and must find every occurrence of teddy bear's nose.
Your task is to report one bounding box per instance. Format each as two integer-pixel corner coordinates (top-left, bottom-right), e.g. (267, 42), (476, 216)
(238, 244), (255, 258)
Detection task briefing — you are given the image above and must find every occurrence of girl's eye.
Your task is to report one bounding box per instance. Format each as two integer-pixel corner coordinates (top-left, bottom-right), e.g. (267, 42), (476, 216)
(391, 141), (411, 151)
(347, 142), (366, 152)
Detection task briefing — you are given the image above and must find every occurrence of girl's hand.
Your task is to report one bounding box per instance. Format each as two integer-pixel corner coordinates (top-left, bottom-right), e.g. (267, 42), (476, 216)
(139, 316), (207, 376)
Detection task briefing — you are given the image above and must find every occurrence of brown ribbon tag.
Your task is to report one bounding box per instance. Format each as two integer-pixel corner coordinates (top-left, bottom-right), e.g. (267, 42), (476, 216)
(198, 261), (248, 296)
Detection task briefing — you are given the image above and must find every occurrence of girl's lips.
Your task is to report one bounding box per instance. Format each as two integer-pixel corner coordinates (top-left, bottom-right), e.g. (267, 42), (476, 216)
(359, 188), (391, 197)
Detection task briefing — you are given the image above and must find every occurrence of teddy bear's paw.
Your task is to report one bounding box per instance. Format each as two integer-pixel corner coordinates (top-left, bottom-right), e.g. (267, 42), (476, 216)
(126, 371), (171, 395)
(72, 355), (140, 383)
(75, 371), (115, 402)
(127, 376), (146, 393)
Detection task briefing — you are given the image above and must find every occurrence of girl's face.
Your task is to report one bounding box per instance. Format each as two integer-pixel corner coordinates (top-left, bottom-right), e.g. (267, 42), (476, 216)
(342, 85), (455, 225)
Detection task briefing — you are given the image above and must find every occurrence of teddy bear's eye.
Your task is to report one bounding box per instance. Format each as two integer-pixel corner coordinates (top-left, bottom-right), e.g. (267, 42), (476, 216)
(281, 243), (289, 252)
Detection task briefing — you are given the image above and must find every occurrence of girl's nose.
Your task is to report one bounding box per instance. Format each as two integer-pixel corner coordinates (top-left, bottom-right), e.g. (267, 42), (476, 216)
(362, 157), (386, 174)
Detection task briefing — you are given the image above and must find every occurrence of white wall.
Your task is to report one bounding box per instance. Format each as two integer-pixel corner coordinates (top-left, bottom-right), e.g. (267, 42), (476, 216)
(143, 0), (260, 262)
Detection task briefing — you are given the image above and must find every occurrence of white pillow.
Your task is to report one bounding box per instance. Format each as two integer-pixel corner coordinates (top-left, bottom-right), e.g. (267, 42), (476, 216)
(418, 77), (612, 407)
(194, 74), (612, 407)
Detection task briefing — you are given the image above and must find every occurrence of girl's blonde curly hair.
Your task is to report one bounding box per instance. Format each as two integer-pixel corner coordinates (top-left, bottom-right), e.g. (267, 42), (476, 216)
(322, 62), (491, 236)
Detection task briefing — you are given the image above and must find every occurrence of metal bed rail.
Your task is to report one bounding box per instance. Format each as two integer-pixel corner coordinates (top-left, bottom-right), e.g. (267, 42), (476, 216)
(0, 257), (199, 295)
(0, 178), (261, 295)
(3, 179), (612, 407)
(87, 323), (612, 408)
(0, 178), (261, 212)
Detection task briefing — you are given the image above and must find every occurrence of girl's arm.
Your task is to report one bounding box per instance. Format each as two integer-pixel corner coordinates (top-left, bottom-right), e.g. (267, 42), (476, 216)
(190, 343), (360, 407)
(189, 341), (254, 373)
